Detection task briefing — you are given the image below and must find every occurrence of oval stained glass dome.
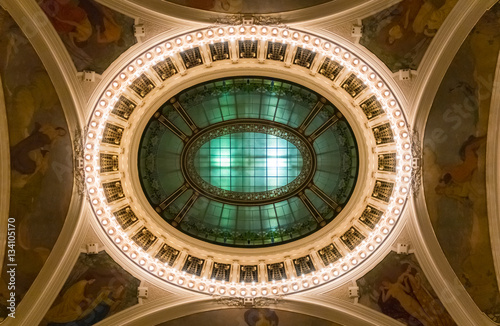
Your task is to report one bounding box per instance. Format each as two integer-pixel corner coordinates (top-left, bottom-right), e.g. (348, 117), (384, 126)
(138, 77), (358, 247)
(194, 132), (303, 192)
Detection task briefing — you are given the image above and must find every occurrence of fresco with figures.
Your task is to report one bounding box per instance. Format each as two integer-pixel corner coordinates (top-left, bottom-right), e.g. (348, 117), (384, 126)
(0, 8), (73, 321)
(39, 0), (136, 74)
(164, 0), (332, 14)
(40, 251), (140, 326)
(158, 308), (340, 326)
(423, 3), (500, 322)
(357, 252), (456, 326)
(360, 0), (458, 72)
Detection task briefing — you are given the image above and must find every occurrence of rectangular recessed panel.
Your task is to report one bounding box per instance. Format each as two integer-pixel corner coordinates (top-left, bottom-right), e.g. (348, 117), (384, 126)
(372, 122), (395, 144)
(240, 265), (258, 283)
(340, 227), (365, 251)
(209, 42), (230, 61)
(112, 96), (136, 120)
(318, 58), (343, 80)
(130, 74), (155, 98)
(360, 95), (384, 120)
(372, 180), (394, 203)
(378, 152), (397, 172)
(182, 255), (205, 276)
(266, 41), (287, 61)
(102, 180), (124, 202)
(102, 123), (124, 145)
(180, 47), (203, 69)
(267, 262), (287, 281)
(359, 205), (384, 229)
(293, 255), (316, 275)
(238, 40), (258, 58)
(113, 206), (138, 230)
(211, 262), (231, 281)
(293, 47), (316, 68)
(131, 227), (157, 251)
(152, 58), (177, 80)
(100, 153), (119, 173)
(155, 244), (179, 266)
(341, 73), (367, 98)
(318, 244), (342, 265)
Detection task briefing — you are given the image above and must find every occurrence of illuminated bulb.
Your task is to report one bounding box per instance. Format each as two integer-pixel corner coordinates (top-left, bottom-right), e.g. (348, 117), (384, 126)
(375, 236), (382, 243)
(272, 28), (278, 35)
(138, 259), (146, 265)
(292, 283), (299, 291)
(196, 32), (203, 39)
(239, 26), (245, 33)
(178, 278), (184, 285)
(131, 252), (137, 259)
(155, 47), (162, 53)
(361, 65), (368, 72)
(403, 143), (410, 149)
(128, 65), (134, 72)
(149, 265), (155, 271)
(323, 42), (331, 49)
(292, 32), (299, 39)
(120, 73), (127, 79)
(403, 165), (411, 172)
(101, 218), (108, 225)
(186, 35), (192, 41)
(343, 52), (350, 59)
(261, 288), (268, 295)
(108, 228), (115, 235)
(85, 154), (92, 161)
(393, 208), (400, 214)
(368, 244), (374, 251)
(229, 288), (236, 295)
(397, 198), (405, 204)
(401, 132), (409, 138)
(219, 287), (226, 294)
(398, 121), (406, 128)
(240, 289), (247, 296)
(88, 132), (94, 139)
(383, 90), (390, 97)
(250, 26), (256, 33)
(282, 286), (289, 293)
(88, 188), (96, 194)
(261, 27), (267, 34)
(207, 30), (214, 36)
(394, 110), (402, 117)
(322, 274), (330, 281)
(167, 274), (174, 281)
(96, 209), (103, 215)
(303, 35), (310, 41)
(188, 281), (194, 288)
(377, 81), (384, 88)
(92, 198), (99, 205)
(122, 245), (129, 251)
(282, 30), (289, 37)
(208, 286), (215, 293)
(145, 52), (152, 59)
(334, 47), (341, 53)
(175, 38), (182, 45)
(388, 218), (395, 225)
(360, 252), (366, 258)
(158, 270), (165, 277)
(86, 177), (94, 183)
(401, 187), (408, 193)
(369, 73), (376, 79)
(198, 284), (205, 291)
(302, 281), (309, 288)
(85, 166), (92, 172)
(382, 228), (389, 234)
(112, 81), (119, 88)
(312, 278), (319, 285)
(105, 90), (112, 97)
(228, 27), (235, 34)
(314, 38), (320, 45)
(90, 120), (97, 127)
(403, 176), (410, 182)
(333, 270), (339, 276)
(272, 287), (278, 294)
(342, 265), (348, 271)
(136, 59), (143, 66)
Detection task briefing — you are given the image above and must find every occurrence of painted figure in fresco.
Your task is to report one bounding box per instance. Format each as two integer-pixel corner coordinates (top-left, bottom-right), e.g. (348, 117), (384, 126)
(398, 265), (454, 326)
(244, 309), (279, 326)
(435, 135), (486, 199)
(10, 123), (66, 175)
(43, 274), (125, 326)
(379, 279), (434, 326)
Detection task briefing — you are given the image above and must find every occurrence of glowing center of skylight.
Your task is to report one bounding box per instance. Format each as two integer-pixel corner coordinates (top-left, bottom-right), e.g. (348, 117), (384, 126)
(194, 132), (303, 192)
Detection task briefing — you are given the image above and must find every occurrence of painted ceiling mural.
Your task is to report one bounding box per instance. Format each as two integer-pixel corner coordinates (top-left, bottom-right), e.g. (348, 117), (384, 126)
(39, 0), (137, 74)
(0, 8), (73, 321)
(357, 252), (456, 326)
(157, 308), (341, 326)
(360, 0), (458, 72)
(40, 251), (140, 326)
(163, 0), (332, 14)
(423, 2), (500, 322)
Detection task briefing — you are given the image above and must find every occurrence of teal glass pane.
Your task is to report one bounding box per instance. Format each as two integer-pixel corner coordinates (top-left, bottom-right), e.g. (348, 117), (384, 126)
(194, 132), (303, 192)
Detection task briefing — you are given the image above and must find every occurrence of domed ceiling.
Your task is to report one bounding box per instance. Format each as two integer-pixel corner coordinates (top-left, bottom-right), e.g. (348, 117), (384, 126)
(0, 0), (499, 325)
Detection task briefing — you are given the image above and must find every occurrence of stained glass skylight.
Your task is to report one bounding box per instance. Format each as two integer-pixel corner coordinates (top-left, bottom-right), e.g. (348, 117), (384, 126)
(194, 132), (302, 192)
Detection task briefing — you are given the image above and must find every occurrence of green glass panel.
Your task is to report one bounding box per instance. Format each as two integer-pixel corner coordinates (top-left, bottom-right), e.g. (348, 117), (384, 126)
(194, 132), (303, 192)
